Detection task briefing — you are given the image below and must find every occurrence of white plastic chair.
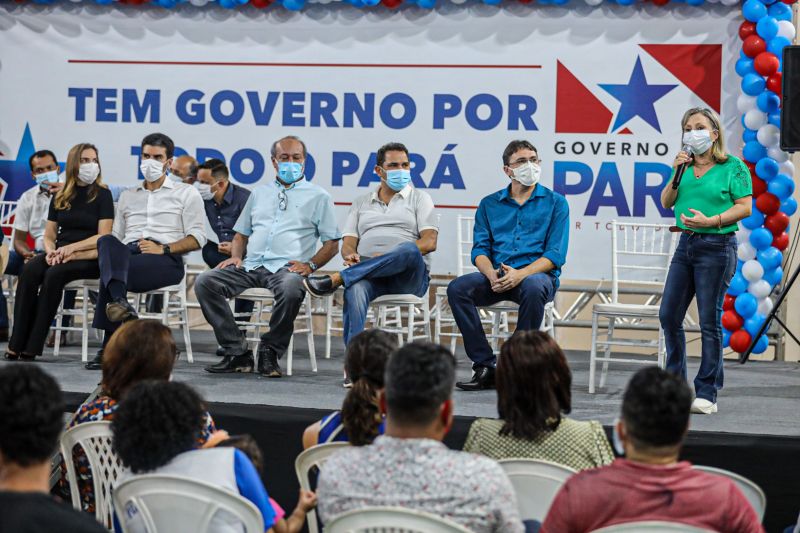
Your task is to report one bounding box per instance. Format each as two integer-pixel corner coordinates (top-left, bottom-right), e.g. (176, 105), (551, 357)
(498, 458), (576, 523)
(132, 273), (194, 363)
(326, 506), (473, 533)
(324, 289), (378, 359)
(235, 289), (316, 376)
(0, 200), (19, 328)
(372, 290), (432, 344)
(295, 442), (350, 533)
(113, 474), (263, 533)
(693, 465), (766, 521)
(590, 521), (716, 532)
(52, 279), (100, 362)
(59, 420), (124, 529)
(589, 221), (678, 393)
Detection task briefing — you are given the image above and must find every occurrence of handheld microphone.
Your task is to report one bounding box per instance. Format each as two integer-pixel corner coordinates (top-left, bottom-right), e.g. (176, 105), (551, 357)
(671, 145), (693, 190)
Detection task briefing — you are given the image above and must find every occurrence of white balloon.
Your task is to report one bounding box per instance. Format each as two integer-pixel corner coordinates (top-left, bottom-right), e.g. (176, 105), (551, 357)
(748, 279), (772, 299)
(768, 145), (789, 163)
(584, 0), (603, 5)
(737, 94), (758, 114)
(737, 227), (752, 243)
(779, 159), (795, 177)
(745, 109), (768, 131)
(742, 259), (765, 282)
(188, 0), (208, 5)
(757, 124), (780, 148)
(720, 0), (739, 5)
(738, 242), (758, 262)
(757, 297), (774, 316)
(777, 20), (796, 40)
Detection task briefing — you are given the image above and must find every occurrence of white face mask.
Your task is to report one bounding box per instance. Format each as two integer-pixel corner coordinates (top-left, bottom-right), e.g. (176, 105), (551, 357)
(140, 158), (166, 183)
(77, 163), (100, 185)
(682, 129), (714, 155)
(194, 181), (215, 201)
(511, 161), (541, 187)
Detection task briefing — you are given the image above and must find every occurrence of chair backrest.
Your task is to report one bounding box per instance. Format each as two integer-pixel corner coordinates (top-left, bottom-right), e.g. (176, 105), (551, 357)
(113, 474), (264, 533)
(456, 215), (477, 276)
(590, 520), (716, 532)
(0, 200), (18, 235)
(609, 221), (678, 303)
(693, 465), (766, 521)
(59, 420), (125, 528)
(325, 506), (473, 533)
(498, 458), (576, 522)
(295, 442), (350, 533)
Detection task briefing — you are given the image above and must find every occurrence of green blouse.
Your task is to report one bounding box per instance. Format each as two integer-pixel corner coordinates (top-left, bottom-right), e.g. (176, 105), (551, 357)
(672, 154), (752, 235)
(463, 417), (614, 471)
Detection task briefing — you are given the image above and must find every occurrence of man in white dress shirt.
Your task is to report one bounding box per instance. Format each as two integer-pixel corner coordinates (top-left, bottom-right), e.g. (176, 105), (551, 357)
(85, 133), (206, 370)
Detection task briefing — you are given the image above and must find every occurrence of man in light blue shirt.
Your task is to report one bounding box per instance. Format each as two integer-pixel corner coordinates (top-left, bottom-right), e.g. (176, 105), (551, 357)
(196, 136), (341, 378)
(447, 140), (569, 391)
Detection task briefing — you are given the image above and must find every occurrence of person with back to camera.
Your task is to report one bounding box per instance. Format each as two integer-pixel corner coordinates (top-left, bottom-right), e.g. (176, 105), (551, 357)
(659, 107), (752, 415)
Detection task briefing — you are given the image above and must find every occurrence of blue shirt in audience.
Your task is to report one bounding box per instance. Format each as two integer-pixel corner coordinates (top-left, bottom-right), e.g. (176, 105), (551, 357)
(471, 184), (569, 282)
(318, 410), (386, 444)
(204, 182), (251, 243)
(233, 179), (340, 273)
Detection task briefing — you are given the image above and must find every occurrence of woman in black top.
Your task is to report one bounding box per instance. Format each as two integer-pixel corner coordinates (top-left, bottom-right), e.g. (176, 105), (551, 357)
(5, 143), (114, 360)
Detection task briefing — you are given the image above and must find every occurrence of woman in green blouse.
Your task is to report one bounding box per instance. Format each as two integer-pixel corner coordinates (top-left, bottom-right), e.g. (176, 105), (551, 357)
(659, 107), (752, 415)
(464, 330), (613, 471)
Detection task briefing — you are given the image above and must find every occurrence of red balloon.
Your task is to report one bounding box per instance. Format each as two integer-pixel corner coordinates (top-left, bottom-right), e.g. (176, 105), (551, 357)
(518, 0), (534, 3)
(773, 232), (790, 251)
(752, 176), (767, 197)
(722, 310), (744, 331)
(756, 193), (781, 216)
(765, 212), (790, 234)
(652, 0), (670, 5)
(754, 52), (780, 77)
(745, 161), (756, 172)
(382, 0), (403, 7)
(723, 294), (736, 312)
(730, 330), (753, 353)
(739, 21), (757, 41)
(743, 35), (767, 58)
(781, 0), (796, 4)
(250, 0), (271, 7)
(767, 72), (782, 96)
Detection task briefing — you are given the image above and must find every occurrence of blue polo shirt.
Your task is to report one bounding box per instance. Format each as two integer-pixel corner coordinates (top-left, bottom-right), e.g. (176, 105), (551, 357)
(471, 184), (569, 282)
(204, 182), (251, 243)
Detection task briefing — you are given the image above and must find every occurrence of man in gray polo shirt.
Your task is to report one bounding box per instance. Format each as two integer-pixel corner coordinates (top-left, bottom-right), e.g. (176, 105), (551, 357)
(305, 142), (438, 347)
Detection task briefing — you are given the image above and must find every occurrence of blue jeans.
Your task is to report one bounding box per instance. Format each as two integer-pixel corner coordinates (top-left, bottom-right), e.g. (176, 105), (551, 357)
(341, 242), (429, 346)
(659, 232), (737, 403)
(447, 270), (557, 369)
(0, 251), (75, 329)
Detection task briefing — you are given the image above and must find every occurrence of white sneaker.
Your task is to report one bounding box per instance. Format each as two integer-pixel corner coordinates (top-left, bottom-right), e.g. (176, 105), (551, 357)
(691, 398), (718, 414)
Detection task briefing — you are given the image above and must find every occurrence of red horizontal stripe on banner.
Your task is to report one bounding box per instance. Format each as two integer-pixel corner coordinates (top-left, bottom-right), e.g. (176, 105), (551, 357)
(67, 59), (542, 69)
(334, 202), (477, 209)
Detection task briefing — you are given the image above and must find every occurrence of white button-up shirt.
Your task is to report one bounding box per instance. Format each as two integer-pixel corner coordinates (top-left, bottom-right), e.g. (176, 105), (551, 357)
(14, 186), (52, 251)
(113, 179), (207, 249)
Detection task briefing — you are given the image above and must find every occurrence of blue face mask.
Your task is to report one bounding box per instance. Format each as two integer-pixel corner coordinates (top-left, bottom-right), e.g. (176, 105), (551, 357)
(35, 170), (58, 189)
(277, 162), (304, 184)
(384, 169), (411, 192)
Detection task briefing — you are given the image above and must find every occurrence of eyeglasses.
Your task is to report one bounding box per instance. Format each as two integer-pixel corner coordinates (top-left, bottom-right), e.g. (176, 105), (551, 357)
(278, 190), (287, 211)
(508, 157), (540, 167)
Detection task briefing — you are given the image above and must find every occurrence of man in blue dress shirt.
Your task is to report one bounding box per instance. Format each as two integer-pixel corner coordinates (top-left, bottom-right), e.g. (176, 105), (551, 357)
(196, 136), (341, 378)
(447, 140), (569, 391)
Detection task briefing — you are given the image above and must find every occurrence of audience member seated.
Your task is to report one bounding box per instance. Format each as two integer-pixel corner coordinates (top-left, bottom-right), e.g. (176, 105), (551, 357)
(541, 367), (764, 533)
(302, 329), (398, 448)
(217, 434), (318, 533)
(111, 381), (290, 533)
(464, 330), (613, 470)
(58, 320), (217, 514)
(317, 341), (523, 533)
(0, 364), (106, 533)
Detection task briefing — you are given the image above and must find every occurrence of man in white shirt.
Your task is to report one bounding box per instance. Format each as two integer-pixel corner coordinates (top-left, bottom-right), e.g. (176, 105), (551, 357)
(85, 133), (206, 370)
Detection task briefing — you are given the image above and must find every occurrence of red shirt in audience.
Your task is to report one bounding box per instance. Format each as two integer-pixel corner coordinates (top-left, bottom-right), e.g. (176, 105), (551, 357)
(541, 459), (764, 533)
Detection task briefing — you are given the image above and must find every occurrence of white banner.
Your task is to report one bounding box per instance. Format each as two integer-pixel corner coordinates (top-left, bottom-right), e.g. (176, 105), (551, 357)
(0, 3), (742, 279)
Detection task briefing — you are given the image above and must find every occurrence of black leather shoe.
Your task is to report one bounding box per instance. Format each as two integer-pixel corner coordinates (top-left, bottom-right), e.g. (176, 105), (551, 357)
(456, 366), (495, 391)
(105, 298), (138, 323)
(257, 344), (282, 378)
(85, 350), (104, 370)
(215, 347), (226, 357)
(205, 351), (254, 373)
(303, 275), (337, 297)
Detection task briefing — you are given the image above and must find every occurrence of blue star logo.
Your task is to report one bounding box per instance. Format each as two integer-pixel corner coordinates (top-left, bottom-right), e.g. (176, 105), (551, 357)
(0, 123), (40, 204)
(599, 57), (677, 133)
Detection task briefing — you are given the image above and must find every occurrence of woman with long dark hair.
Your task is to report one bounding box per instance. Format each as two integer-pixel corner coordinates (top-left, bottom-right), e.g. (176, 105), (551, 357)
(4, 143), (114, 360)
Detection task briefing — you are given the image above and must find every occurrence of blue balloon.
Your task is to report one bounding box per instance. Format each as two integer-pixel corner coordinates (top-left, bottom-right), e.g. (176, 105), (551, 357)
(745, 313), (766, 337)
(743, 0), (767, 21)
(283, 0), (304, 10)
(769, 174), (795, 201)
(757, 16), (780, 41)
(764, 265), (784, 286)
(735, 293), (759, 319)
(741, 209), (765, 229)
(750, 227), (774, 250)
(758, 246), (783, 270)
(743, 128), (758, 143)
(782, 197), (798, 216)
(737, 259), (745, 271)
(741, 74), (767, 96)
(769, 2), (792, 21)
(755, 158), (780, 181)
(768, 36), (791, 57)
(752, 334), (770, 354)
(729, 272), (749, 296)
(723, 329), (732, 348)
(736, 57), (755, 77)
(757, 91), (781, 114)
(768, 112), (781, 127)
(743, 141), (768, 163)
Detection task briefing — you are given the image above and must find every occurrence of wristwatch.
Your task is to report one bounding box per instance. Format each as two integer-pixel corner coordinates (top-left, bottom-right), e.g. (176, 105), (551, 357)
(308, 261), (318, 272)
(162, 244), (171, 255)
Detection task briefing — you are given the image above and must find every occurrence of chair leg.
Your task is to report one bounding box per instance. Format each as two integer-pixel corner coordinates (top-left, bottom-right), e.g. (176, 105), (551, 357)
(657, 327), (665, 368)
(287, 335), (294, 377)
(53, 295), (65, 358)
(433, 294), (442, 344)
(589, 312), (599, 394)
(600, 318), (615, 389)
(423, 302), (432, 341)
(406, 304), (414, 344)
(324, 295), (333, 359)
(81, 287), (90, 363)
(306, 298), (317, 373)
(181, 293), (193, 364)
